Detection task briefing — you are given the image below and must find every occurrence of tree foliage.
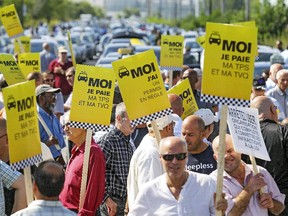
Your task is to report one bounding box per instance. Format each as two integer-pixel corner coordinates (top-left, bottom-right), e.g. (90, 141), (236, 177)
(0, 0), (105, 26)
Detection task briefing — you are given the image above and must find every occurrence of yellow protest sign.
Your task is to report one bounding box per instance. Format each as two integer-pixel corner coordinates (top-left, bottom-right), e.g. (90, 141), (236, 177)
(14, 36), (31, 54)
(0, 4), (23, 38)
(0, 54), (26, 85)
(160, 35), (184, 70)
(168, 79), (198, 119)
(18, 53), (41, 77)
(196, 35), (206, 48)
(112, 50), (171, 124)
(70, 65), (115, 129)
(203, 22), (257, 102)
(3, 80), (41, 169)
(67, 32), (76, 66)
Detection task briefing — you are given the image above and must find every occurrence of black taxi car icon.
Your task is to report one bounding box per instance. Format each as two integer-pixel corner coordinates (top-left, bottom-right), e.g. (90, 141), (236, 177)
(163, 39), (169, 45)
(118, 66), (129, 78)
(77, 71), (88, 82)
(7, 96), (16, 110)
(209, 33), (221, 45)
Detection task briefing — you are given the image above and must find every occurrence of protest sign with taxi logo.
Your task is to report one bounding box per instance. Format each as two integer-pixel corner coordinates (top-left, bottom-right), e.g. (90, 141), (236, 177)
(69, 64), (115, 131)
(167, 78), (198, 119)
(160, 35), (184, 71)
(18, 53), (41, 76)
(202, 22), (257, 107)
(112, 50), (172, 126)
(227, 106), (270, 161)
(14, 36), (31, 54)
(0, 54), (25, 85)
(0, 4), (23, 38)
(3, 80), (42, 170)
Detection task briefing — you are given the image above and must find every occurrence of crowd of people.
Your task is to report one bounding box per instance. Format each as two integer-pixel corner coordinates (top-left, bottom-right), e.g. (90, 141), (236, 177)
(0, 39), (288, 216)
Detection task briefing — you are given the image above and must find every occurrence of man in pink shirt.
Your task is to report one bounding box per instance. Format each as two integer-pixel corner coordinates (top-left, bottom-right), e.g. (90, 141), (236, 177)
(48, 46), (73, 101)
(210, 134), (285, 216)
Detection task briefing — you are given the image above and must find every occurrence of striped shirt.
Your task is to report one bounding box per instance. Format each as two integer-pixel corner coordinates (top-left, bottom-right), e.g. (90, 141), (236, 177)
(0, 160), (21, 216)
(98, 128), (134, 202)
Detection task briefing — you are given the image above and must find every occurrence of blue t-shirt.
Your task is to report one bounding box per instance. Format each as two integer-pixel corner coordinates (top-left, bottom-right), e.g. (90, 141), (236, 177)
(186, 145), (217, 174)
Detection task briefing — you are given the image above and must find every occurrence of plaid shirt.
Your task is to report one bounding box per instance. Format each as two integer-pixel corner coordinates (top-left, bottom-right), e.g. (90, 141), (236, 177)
(98, 128), (134, 202)
(0, 160), (21, 216)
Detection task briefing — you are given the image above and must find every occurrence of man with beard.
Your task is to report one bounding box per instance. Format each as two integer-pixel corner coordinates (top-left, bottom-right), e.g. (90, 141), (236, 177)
(36, 84), (66, 165)
(182, 115), (217, 174)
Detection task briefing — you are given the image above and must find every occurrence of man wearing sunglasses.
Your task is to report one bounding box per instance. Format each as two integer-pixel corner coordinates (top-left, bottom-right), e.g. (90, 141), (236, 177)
(127, 114), (177, 211)
(129, 136), (227, 215)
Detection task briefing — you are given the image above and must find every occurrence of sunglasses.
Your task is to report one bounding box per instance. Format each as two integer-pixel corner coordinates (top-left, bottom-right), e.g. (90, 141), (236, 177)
(161, 153), (187, 161)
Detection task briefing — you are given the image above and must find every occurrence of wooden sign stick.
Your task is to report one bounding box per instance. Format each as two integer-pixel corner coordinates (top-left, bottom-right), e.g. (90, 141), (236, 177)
(215, 105), (228, 216)
(23, 166), (33, 205)
(151, 120), (162, 144)
(249, 155), (264, 194)
(79, 128), (92, 210)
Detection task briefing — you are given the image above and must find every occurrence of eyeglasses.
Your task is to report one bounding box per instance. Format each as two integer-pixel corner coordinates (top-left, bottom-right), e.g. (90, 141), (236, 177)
(161, 153), (187, 161)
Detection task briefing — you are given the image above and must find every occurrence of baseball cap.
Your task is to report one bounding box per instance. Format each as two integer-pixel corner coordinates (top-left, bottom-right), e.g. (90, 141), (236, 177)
(58, 46), (68, 53)
(35, 84), (60, 96)
(194, 109), (218, 126)
(147, 114), (179, 130)
(253, 76), (266, 90)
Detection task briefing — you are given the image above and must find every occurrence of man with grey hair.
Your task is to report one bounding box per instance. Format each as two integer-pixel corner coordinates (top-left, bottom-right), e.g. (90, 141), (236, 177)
(266, 69), (288, 121)
(99, 102), (135, 216)
(265, 63), (283, 92)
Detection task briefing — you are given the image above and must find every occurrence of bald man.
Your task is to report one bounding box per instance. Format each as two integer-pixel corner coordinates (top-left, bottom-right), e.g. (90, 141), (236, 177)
(211, 134), (285, 216)
(251, 96), (288, 215)
(168, 93), (183, 137)
(182, 115), (216, 174)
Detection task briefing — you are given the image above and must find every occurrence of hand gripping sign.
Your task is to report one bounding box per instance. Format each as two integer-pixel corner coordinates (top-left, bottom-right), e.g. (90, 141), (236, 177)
(160, 35), (184, 71)
(3, 80), (42, 204)
(167, 78), (198, 120)
(0, 54), (26, 85)
(0, 4), (24, 38)
(201, 22), (257, 216)
(112, 50), (172, 127)
(69, 64), (115, 209)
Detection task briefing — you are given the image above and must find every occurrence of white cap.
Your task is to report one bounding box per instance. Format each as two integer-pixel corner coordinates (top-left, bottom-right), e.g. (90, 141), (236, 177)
(147, 114), (178, 130)
(194, 109), (218, 126)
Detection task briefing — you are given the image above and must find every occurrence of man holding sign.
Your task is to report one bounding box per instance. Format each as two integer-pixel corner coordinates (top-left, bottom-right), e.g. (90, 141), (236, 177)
(211, 134), (285, 216)
(36, 84), (65, 165)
